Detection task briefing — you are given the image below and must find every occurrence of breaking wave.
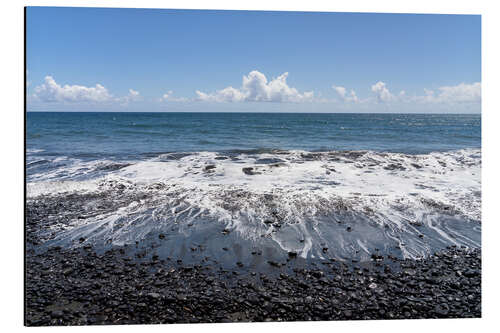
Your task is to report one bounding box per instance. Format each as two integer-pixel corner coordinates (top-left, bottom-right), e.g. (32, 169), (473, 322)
(27, 148), (481, 262)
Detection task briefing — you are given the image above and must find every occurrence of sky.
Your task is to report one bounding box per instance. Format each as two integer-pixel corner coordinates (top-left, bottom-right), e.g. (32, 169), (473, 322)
(26, 7), (481, 113)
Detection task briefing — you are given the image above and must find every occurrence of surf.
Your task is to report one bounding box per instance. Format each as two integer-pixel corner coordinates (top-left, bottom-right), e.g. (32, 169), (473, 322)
(27, 148), (481, 265)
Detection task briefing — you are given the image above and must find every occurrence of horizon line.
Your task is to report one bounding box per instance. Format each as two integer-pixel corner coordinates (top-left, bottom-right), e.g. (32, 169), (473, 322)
(26, 110), (481, 115)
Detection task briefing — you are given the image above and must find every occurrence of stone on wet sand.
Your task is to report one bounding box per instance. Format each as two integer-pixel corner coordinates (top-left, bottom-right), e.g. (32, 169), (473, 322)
(25, 243), (481, 325)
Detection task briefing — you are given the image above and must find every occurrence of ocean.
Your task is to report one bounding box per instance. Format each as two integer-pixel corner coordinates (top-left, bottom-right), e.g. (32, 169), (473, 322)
(27, 112), (480, 159)
(26, 112), (481, 265)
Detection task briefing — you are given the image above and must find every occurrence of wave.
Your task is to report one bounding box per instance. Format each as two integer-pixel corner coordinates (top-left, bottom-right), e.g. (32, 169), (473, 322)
(27, 148), (45, 153)
(27, 148), (481, 261)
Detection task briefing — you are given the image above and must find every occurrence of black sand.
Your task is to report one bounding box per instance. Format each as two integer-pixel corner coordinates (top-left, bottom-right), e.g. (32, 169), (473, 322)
(25, 244), (481, 326)
(25, 191), (481, 325)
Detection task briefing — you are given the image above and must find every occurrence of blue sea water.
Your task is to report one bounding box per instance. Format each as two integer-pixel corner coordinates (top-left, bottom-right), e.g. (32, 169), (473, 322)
(27, 112), (481, 160)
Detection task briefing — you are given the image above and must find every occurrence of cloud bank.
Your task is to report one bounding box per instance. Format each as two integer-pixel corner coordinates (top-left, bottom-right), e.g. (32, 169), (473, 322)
(32, 76), (142, 105)
(33, 76), (113, 103)
(427, 82), (481, 104)
(331, 81), (480, 106)
(196, 71), (314, 103)
(30, 74), (480, 111)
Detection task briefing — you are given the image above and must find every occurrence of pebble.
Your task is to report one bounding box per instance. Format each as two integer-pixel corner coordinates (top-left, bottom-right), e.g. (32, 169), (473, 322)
(25, 223), (481, 326)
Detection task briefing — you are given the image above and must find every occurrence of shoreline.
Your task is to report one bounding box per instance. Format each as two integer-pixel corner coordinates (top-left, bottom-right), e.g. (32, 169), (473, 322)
(24, 145), (482, 325)
(25, 244), (481, 325)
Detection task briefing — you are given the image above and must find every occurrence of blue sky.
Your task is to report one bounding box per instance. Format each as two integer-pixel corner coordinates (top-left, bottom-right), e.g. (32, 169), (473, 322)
(26, 7), (481, 112)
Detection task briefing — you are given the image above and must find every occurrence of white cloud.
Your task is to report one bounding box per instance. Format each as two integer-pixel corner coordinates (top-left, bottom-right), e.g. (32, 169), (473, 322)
(407, 82), (481, 104)
(423, 88), (434, 96)
(128, 89), (140, 98)
(331, 81), (480, 107)
(31, 75), (480, 111)
(332, 86), (346, 98)
(33, 76), (113, 103)
(158, 90), (189, 102)
(196, 86), (246, 103)
(371, 81), (395, 103)
(26, 70), (31, 88)
(32, 76), (146, 107)
(332, 85), (358, 103)
(118, 88), (142, 105)
(415, 88), (435, 103)
(159, 90), (188, 102)
(435, 82), (481, 103)
(196, 70), (314, 103)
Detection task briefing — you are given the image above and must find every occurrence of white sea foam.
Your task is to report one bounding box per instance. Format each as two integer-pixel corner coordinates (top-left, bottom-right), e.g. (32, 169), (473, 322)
(27, 179), (101, 197)
(27, 148), (45, 153)
(28, 149), (481, 260)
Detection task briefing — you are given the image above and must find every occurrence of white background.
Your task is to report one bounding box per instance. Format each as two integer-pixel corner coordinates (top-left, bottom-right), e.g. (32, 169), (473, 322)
(1, 0), (498, 332)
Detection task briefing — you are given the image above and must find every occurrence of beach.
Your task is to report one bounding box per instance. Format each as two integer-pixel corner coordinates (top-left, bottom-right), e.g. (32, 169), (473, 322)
(25, 112), (482, 325)
(25, 244), (481, 325)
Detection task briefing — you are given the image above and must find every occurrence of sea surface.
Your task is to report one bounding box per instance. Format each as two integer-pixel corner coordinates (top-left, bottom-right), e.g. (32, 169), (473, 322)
(26, 112), (481, 265)
(27, 112), (480, 158)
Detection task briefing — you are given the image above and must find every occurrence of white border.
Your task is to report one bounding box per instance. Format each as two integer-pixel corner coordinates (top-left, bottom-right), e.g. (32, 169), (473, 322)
(1, 1), (498, 332)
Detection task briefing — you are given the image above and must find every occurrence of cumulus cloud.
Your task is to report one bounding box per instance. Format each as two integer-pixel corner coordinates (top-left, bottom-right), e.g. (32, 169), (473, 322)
(159, 90), (189, 102)
(128, 89), (140, 99)
(118, 89), (142, 105)
(33, 76), (113, 103)
(363, 81), (481, 105)
(196, 70), (314, 103)
(407, 82), (481, 104)
(32, 76), (146, 107)
(31, 74), (480, 110)
(371, 81), (395, 103)
(435, 82), (481, 103)
(332, 85), (358, 103)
